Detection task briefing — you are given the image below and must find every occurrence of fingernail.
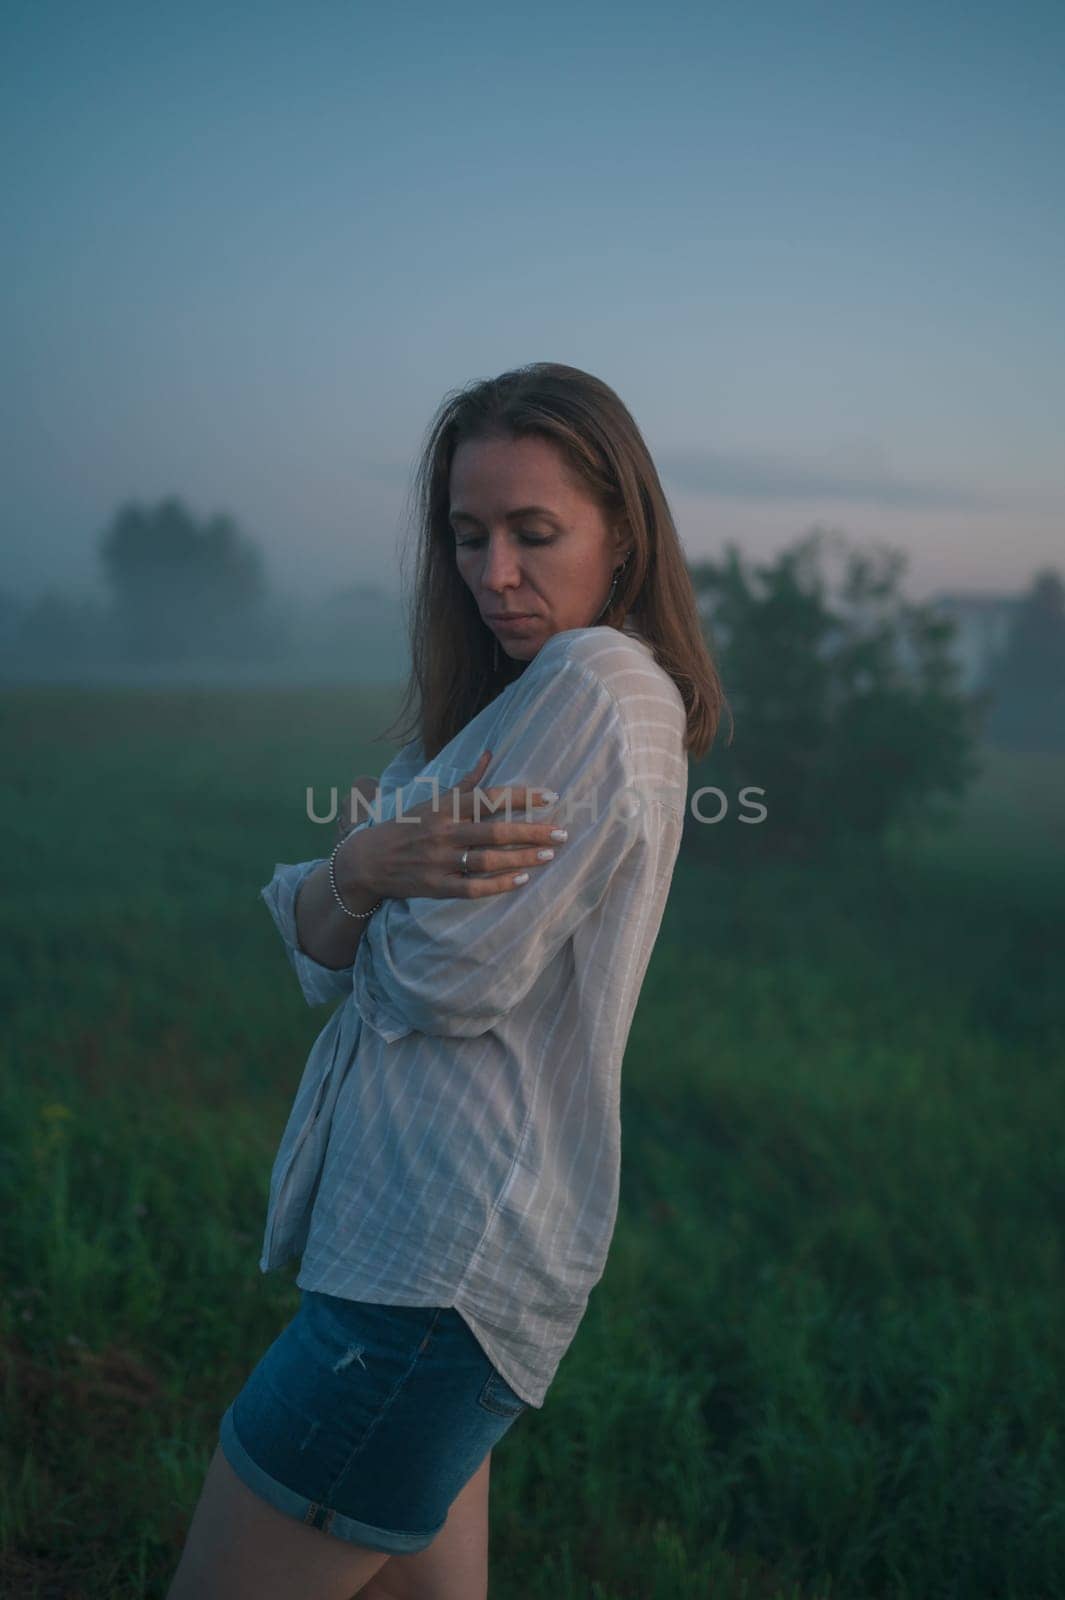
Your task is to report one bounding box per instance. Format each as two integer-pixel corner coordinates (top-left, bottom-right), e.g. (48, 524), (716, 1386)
(513, 872), (530, 884)
(539, 789), (559, 803)
(536, 848), (555, 860)
(550, 828), (568, 841)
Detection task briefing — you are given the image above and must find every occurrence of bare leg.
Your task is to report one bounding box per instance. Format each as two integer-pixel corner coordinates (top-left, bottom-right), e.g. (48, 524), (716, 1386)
(355, 1450), (491, 1600)
(165, 1443), (395, 1600)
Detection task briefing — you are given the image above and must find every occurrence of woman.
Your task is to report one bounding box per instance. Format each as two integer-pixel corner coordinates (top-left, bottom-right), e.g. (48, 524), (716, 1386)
(166, 362), (725, 1600)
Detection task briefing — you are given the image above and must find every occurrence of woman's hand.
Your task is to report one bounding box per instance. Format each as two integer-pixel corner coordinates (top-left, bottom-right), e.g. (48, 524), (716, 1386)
(334, 749), (567, 902)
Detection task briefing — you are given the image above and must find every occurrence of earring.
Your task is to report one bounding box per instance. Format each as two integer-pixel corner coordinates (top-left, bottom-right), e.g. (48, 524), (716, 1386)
(592, 565), (620, 625)
(598, 552), (631, 622)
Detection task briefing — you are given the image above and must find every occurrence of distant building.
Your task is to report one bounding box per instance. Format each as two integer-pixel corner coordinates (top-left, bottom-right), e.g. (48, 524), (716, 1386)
(695, 579), (1024, 693)
(925, 590), (1022, 692)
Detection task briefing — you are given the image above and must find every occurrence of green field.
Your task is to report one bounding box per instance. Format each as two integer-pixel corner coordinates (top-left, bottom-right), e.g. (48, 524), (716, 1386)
(2, 685), (1064, 1599)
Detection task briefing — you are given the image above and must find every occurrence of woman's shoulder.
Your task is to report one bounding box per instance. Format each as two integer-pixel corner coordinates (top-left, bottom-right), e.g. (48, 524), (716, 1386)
(539, 623), (684, 729)
(531, 620), (663, 694)
(529, 624), (689, 810)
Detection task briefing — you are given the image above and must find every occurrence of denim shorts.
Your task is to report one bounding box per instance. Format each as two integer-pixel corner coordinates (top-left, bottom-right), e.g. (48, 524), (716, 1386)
(218, 1289), (530, 1554)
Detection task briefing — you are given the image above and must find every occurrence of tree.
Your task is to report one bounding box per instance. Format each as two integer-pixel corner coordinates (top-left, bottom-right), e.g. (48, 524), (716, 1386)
(98, 496), (270, 662)
(984, 568), (1065, 752)
(687, 526), (985, 862)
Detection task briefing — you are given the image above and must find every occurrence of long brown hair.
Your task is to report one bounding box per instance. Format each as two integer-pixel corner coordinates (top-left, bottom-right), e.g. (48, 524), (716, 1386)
(385, 361), (729, 763)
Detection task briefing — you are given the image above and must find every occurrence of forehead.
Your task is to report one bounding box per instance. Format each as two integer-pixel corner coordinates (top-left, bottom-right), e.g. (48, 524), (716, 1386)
(449, 433), (583, 512)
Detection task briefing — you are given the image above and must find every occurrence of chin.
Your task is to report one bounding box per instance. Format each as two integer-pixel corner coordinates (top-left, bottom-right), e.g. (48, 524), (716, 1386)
(500, 639), (541, 662)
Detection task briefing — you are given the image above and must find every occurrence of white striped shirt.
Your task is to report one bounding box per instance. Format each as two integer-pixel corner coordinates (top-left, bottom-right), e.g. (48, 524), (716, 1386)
(258, 616), (688, 1407)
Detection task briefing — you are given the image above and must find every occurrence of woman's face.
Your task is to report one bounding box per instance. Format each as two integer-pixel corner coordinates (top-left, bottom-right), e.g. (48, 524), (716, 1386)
(449, 432), (630, 662)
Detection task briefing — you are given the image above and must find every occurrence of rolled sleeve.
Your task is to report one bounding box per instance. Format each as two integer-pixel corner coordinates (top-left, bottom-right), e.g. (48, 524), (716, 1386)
(260, 740), (425, 1009)
(352, 656), (642, 1041)
(261, 828), (372, 1008)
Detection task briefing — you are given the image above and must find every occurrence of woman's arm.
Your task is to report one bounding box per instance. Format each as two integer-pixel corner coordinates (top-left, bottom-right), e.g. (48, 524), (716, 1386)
(293, 770), (383, 968)
(260, 741), (424, 1007)
(352, 656), (642, 1042)
(259, 856), (365, 1008)
(293, 829), (379, 970)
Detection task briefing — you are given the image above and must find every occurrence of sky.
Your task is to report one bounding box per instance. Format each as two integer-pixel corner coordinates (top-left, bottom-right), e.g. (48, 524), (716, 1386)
(4, 0), (1063, 609)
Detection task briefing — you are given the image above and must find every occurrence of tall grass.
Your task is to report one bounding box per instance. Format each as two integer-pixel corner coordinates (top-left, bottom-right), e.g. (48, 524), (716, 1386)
(2, 686), (1063, 1599)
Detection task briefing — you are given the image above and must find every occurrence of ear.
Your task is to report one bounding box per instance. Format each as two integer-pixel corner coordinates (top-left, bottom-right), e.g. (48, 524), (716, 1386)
(611, 522), (632, 565)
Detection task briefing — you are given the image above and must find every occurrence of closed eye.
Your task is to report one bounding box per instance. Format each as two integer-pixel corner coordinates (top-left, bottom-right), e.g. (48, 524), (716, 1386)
(455, 534), (556, 549)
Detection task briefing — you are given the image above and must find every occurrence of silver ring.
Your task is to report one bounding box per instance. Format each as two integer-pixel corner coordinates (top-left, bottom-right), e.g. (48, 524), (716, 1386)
(459, 848), (470, 876)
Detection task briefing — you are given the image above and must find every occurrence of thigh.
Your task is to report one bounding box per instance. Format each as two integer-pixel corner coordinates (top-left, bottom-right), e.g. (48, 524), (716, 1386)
(191, 1290), (530, 1589)
(224, 1293), (527, 1541)
(165, 1442), (393, 1600)
(356, 1451), (491, 1600)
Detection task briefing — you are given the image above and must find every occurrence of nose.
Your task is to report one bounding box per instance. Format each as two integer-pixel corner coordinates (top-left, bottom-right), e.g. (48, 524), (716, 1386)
(478, 534), (523, 595)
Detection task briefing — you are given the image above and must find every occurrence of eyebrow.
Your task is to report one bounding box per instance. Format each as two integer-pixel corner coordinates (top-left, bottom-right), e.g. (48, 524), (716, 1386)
(448, 505), (563, 528)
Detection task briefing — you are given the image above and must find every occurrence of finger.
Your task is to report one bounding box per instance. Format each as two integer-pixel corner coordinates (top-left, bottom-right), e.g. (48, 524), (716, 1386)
(448, 869), (535, 898)
(455, 749), (492, 788)
(452, 783), (558, 819)
(449, 812), (566, 847)
(451, 845), (559, 877)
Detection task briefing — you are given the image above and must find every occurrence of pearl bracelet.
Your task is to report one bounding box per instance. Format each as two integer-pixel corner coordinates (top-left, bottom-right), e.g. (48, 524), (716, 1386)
(329, 825), (383, 921)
